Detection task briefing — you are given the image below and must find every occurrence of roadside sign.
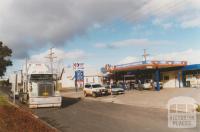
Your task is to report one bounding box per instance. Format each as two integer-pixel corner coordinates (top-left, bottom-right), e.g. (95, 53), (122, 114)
(75, 70), (84, 81)
(73, 63), (84, 70)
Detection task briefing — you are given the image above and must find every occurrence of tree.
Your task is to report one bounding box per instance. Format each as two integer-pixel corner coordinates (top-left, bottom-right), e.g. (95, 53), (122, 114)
(0, 41), (12, 77)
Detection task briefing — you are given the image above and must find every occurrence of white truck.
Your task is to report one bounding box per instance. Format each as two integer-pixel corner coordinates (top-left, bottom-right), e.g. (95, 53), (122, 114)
(9, 62), (62, 108)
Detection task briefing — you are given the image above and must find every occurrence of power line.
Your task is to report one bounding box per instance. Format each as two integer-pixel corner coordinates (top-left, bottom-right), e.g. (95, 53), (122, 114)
(99, 0), (186, 30)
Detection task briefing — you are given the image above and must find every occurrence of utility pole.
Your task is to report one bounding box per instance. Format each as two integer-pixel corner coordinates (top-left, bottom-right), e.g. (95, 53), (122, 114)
(13, 71), (17, 104)
(25, 57), (28, 92)
(45, 48), (57, 90)
(45, 48), (57, 74)
(142, 49), (150, 63)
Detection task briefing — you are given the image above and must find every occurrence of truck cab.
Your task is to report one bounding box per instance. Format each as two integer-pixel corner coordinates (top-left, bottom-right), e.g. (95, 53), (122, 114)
(11, 63), (62, 108)
(26, 74), (61, 108)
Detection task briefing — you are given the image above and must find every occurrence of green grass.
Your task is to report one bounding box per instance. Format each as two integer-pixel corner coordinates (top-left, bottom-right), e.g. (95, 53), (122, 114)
(0, 91), (9, 106)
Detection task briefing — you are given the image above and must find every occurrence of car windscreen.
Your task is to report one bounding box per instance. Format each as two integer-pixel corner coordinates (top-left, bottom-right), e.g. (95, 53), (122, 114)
(111, 85), (117, 88)
(92, 84), (102, 88)
(111, 85), (122, 88)
(85, 84), (91, 88)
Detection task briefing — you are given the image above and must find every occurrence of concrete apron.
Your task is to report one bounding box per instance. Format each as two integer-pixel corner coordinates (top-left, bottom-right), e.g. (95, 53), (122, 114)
(61, 88), (200, 111)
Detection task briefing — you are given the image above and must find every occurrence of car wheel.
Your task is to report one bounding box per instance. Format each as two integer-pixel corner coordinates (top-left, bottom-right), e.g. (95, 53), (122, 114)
(92, 92), (96, 97)
(84, 91), (87, 97)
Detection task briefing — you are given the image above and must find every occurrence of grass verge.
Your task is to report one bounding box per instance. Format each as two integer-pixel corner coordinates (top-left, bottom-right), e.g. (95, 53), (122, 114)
(0, 91), (56, 132)
(0, 91), (9, 106)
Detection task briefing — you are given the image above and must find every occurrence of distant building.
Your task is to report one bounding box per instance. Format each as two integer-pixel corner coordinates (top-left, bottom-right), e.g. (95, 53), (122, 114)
(182, 64), (200, 88)
(84, 67), (103, 84)
(61, 64), (103, 89)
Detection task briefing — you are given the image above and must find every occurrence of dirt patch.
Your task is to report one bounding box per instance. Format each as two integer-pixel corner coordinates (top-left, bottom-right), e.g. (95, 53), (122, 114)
(0, 91), (57, 132)
(0, 105), (57, 132)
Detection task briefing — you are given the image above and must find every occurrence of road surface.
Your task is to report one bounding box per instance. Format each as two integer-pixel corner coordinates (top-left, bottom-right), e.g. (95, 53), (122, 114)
(33, 97), (200, 132)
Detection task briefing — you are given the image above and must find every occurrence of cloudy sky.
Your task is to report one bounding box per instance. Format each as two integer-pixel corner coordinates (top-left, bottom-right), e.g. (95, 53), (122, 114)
(0, 0), (200, 74)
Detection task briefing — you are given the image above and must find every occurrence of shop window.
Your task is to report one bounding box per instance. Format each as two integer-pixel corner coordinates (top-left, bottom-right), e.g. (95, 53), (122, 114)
(160, 74), (163, 81)
(164, 75), (169, 81)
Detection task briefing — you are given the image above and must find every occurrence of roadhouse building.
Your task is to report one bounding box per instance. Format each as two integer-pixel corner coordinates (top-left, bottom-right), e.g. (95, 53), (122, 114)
(104, 60), (200, 90)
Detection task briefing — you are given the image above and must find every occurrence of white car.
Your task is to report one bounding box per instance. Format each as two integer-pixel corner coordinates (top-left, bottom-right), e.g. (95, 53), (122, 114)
(83, 83), (108, 97)
(142, 80), (163, 90)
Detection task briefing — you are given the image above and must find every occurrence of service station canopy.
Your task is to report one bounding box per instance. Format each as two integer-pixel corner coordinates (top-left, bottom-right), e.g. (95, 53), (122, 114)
(105, 61), (187, 73)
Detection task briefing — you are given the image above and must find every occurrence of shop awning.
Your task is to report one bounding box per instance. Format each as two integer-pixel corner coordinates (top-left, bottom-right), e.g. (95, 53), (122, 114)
(182, 64), (200, 71)
(106, 61), (187, 72)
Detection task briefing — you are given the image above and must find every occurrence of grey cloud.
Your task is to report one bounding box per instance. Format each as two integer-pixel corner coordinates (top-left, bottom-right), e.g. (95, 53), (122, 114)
(0, 0), (146, 59)
(0, 0), (199, 59)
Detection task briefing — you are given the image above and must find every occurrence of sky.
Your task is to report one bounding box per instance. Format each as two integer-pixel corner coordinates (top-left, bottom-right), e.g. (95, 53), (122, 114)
(0, 0), (200, 76)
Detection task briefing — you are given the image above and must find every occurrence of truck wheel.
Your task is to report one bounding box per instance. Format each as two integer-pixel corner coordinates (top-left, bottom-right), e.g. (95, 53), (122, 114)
(84, 91), (87, 97)
(19, 96), (23, 103)
(92, 92), (96, 97)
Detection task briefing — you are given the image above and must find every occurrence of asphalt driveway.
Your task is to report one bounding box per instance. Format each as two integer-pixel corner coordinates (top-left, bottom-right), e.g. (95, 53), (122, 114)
(33, 97), (200, 132)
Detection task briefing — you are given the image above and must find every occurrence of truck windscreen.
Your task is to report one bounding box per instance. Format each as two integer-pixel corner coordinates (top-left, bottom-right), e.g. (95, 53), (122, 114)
(30, 74), (53, 81)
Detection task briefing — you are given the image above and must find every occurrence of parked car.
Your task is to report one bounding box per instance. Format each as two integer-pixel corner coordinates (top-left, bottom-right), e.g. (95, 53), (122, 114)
(83, 83), (108, 97)
(105, 84), (125, 95)
(118, 82), (128, 90)
(142, 79), (163, 90)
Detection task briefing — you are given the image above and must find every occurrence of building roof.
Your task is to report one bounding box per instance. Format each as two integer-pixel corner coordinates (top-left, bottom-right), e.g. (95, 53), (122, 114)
(182, 64), (200, 71)
(106, 60), (187, 72)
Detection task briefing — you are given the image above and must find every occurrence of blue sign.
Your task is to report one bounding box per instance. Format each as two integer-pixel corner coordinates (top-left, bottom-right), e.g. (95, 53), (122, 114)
(75, 70), (84, 81)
